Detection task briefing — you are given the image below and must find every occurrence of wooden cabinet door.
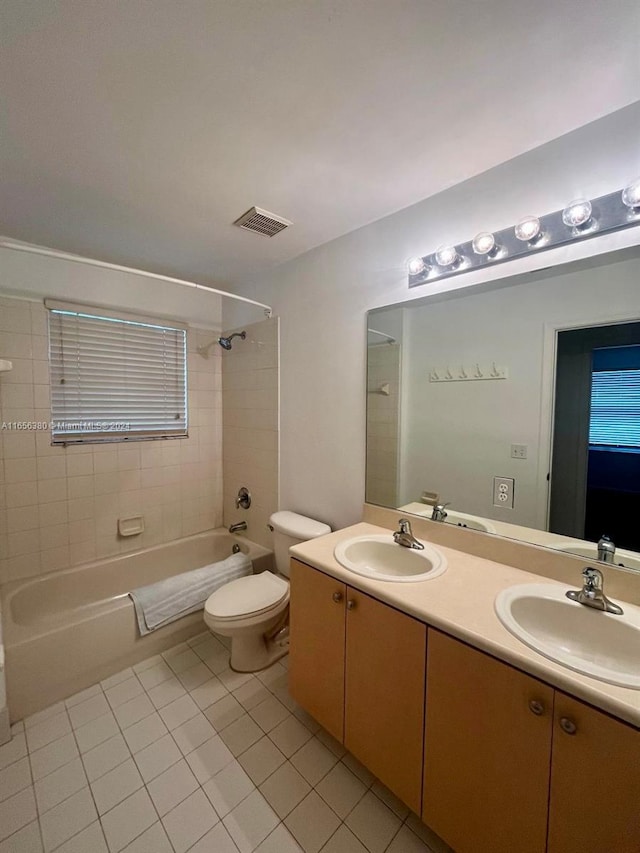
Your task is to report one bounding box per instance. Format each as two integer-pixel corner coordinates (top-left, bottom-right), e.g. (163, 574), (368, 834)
(548, 693), (640, 853)
(344, 587), (427, 814)
(288, 559), (346, 742)
(423, 630), (553, 853)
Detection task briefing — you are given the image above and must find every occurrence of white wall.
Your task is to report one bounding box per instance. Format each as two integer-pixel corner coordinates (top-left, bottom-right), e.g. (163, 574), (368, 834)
(224, 102), (640, 531)
(399, 251), (640, 528)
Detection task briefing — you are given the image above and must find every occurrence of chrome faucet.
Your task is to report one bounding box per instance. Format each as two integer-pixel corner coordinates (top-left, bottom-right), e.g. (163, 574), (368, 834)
(393, 518), (425, 550)
(431, 502), (451, 522)
(597, 535), (616, 564)
(566, 567), (624, 615)
(229, 521), (247, 534)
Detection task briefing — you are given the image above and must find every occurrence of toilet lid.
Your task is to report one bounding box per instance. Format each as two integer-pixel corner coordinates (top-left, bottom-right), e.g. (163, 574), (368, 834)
(205, 572), (289, 620)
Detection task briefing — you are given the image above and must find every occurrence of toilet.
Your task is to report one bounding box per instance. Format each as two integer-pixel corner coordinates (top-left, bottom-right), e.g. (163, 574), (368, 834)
(204, 511), (331, 672)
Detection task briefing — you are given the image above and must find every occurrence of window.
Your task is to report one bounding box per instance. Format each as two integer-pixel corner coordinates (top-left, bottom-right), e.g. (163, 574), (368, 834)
(47, 302), (187, 444)
(589, 345), (640, 450)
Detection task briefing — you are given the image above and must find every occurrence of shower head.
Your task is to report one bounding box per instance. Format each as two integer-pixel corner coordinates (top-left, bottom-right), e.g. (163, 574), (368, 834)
(218, 331), (246, 350)
(197, 330), (246, 358)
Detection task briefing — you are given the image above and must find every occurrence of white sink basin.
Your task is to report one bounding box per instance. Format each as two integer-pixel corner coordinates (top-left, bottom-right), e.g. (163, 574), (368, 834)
(495, 583), (640, 688)
(549, 543), (640, 572)
(334, 534), (447, 582)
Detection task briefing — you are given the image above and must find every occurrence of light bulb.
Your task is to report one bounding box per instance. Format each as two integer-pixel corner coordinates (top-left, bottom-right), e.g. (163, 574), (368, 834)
(562, 198), (592, 228)
(515, 216), (542, 243)
(406, 256), (427, 276)
(622, 178), (640, 211)
(472, 232), (496, 256)
(435, 245), (460, 267)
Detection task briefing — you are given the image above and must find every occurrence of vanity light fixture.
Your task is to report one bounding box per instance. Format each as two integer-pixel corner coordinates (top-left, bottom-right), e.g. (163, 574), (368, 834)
(435, 245), (461, 268)
(472, 231), (499, 257)
(514, 215), (543, 244)
(407, 181), (640, 289)
(562, 198), (593, 229)
(622, 178), (640, 212)
(406, 256), (428, 276)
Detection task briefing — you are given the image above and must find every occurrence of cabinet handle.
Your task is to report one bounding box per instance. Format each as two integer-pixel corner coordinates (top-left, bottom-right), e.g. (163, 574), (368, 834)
(528, 699), (545, 716)
(332, 591), (343, 603)
(559, 717), (578, 735)
(346, 599), (356, 610)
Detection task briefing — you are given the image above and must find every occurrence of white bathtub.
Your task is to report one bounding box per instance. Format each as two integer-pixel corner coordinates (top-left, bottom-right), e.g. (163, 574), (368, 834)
(1, 529), (273, 720)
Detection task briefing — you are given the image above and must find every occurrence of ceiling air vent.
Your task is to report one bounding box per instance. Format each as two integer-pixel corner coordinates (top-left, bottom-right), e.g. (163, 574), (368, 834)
(233, 206), (292, 237)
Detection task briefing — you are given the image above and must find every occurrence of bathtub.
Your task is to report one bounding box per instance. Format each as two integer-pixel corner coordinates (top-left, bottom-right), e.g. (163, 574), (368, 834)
(1, 529), (273, 721)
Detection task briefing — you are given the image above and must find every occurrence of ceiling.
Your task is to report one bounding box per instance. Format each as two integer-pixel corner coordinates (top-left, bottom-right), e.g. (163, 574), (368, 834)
(1, 0), (639, 289)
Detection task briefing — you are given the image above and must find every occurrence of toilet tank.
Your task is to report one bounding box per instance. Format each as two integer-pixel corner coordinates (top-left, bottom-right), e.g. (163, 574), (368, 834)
(270, 511), (331, 577)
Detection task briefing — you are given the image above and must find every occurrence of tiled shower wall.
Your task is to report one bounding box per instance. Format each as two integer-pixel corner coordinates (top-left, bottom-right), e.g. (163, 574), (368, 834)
(222, 317), (279, 550)
(0, 296), (224, 584)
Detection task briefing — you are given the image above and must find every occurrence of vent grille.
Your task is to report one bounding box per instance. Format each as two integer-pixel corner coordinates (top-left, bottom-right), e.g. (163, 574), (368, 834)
(234, 206), (292, 237)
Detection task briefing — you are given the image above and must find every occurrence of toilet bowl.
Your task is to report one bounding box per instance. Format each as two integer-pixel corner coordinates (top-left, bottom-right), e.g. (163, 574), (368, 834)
(204, 511), (331, 672)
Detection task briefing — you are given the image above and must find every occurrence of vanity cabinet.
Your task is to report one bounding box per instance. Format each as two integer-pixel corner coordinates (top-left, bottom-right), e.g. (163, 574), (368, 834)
(424, 630), (640, 853)
(289, 559), (426, 813)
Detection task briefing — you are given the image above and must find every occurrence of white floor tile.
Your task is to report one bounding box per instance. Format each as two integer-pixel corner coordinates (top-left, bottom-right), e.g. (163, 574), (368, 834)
(121, 821), (173, 853)
(113, 695), (155, 730)
(187, 822), (239, 853)
(0, 733), (27, 771)
(177, 662), (215, 692)
(345, 791), (401, 853)
(25, 704), (65, 730)
(74, 712), (119, 753)
(101, 668), (134, 691)
(65, 684), (103, 710)
(371, 780), (410, 820)
(26, 712), (71, 753)
(386, 825), (433, 852)
(0, 820), (43, 853)
(238, 736), (285, 786)
(204, 695), (245, 731)
(340, 754), (374, 788)
(256, 662), (287, 690)
(316, 728), (347, 759)
(202, 761), (255, 818)
(218, 669), (254, 692)
(133, 733), (181, 783)
(146, 759), (199, 817)
(147, 677), (186, 709)
(404, 813), (454, 853)
(164, 647), (201, 675)
(186, 735), (234, 785)
(105, 677), (144, 710)
(200, 648), (231, 675)
(158, 694), (199, 731)
(249, 697), (290, 733)
(190, 677), (228, 711)
(284, 790), (340, 853)
(233, 680), (271, 711)
(316, 763), (366, 820)
(259, 762), (310, 819)
(100, 788), (157, 853)
(132, 655), (163, 675)
(29, 734), (79, 782)
(171, 714), (216, 755)
(82, 734), (131, 783)
(91, 758), (143, 815)
(137, 662), (174, 692)
(39, 786), (97, 852)
(223, 790), (279, 853)
(34, 758), (87, 815)
(0, 756), (31, 803)
(121, 713), (168, 755)
(289, 737), (338, 786)
(267, 716), (312, 759)
(162, 789), (218, 853)
(320, 825), (368, 853)
(54, 821), (108, 853)
(255, 824), (303, 852)
(218, 714), (263, 757)
(0, 787), (37, 842)
(68, 694), (111, 730)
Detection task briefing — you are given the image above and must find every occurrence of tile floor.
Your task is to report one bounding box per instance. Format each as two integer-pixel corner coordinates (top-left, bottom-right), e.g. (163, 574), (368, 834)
(0, 632), (453, 853)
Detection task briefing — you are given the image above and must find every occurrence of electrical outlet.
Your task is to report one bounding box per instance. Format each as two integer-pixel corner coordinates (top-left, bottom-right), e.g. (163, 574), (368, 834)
(493, 476), (514, 508)
(511, 444), (528, 459)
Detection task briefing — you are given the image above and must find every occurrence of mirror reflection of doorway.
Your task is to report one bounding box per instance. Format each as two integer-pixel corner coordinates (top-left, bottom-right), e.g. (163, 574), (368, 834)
(549, 322), (640, 550)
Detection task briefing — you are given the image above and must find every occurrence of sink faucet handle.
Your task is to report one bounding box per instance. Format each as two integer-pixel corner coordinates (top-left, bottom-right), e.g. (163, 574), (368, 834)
(398, 518), (412, 534)
(583, 566), (603, 591)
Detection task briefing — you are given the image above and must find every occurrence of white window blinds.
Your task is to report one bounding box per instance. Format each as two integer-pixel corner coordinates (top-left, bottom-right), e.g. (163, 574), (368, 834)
(589, 368), (640, 449)
(48, 307), (187, 444)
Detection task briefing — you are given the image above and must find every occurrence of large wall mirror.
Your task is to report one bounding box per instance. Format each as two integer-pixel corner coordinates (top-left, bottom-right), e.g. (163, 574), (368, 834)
(366, 245), (640, 571)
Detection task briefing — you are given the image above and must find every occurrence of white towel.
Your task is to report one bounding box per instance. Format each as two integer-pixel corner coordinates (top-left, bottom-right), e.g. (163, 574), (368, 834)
(129, 552), (252, 636)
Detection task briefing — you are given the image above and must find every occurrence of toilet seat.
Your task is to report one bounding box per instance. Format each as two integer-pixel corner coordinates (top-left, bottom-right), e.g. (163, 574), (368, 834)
(205, 572), (289, 622)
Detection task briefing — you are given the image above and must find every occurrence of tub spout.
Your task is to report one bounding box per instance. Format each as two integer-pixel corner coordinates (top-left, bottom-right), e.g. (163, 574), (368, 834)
(229, 521), (247, 534)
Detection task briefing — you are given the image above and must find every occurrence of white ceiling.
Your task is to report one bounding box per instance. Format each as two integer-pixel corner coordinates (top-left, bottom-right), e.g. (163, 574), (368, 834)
(1, 0), (639, 289)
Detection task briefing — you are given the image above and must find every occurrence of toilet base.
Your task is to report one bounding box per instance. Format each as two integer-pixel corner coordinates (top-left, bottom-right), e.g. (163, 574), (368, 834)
(229, 633), (288, 672)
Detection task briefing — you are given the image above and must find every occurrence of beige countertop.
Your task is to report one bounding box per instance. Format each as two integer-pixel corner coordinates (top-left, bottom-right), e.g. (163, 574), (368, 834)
(290, 521), (640, 729)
